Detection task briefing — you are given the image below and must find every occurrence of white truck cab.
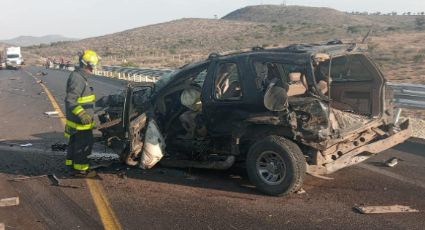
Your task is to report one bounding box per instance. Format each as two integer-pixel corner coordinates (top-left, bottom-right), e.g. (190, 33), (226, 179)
(5, 47), (24, 69)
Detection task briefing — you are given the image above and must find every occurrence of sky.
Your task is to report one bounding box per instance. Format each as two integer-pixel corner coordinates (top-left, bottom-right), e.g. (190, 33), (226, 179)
(0, 0), (424, 40)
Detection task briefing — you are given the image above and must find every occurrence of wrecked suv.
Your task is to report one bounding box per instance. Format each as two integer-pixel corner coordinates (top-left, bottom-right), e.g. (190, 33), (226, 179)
(96, 41), (411, 196)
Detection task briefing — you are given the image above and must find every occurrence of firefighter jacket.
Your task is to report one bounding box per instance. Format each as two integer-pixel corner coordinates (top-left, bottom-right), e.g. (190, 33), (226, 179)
(64, 69), (96, 137)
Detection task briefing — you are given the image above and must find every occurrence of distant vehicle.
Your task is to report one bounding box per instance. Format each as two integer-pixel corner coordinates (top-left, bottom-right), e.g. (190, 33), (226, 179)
(0, 54), (5, 69)
(4, 46), (24, 69)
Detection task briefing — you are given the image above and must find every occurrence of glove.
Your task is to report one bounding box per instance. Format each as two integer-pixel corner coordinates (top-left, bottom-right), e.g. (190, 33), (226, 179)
(78, 110), (93, 125)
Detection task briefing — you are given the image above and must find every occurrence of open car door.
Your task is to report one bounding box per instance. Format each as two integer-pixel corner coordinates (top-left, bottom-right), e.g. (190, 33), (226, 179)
(123, 84), (165, 169)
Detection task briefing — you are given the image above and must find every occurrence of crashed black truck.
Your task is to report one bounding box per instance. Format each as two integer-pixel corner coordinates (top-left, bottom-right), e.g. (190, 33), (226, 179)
(96, 41), (411, 196)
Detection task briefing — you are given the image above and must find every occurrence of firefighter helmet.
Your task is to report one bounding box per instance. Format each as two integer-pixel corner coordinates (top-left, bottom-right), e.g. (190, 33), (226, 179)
(80, 50), (99, 67)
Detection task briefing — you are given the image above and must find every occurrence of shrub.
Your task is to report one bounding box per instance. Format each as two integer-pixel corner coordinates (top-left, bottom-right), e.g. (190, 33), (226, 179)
(121, 61), (138, 67)
(413, 54), (424, 63)
(347, 26), (362, 33)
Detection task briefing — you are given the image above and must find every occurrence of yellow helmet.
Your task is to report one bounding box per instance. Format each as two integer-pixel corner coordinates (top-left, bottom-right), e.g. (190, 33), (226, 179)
(80, 50), (99, 67)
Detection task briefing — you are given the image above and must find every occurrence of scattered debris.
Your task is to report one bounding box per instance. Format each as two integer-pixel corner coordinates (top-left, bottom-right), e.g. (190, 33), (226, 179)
(0, 197), (19, 207)
(296, 188), (306, 194)
(184, 172), (199, 180)
(51, 143), (68, 152)
(384, 157), (400, 167)
(354, 205), (419, 214)
(9, 175), (47, 182)
(35, 71), (48, 76)
(90, 162), (113, 170)
(48, 174), (82, 189)
(19, 143), (33, 147)
(117, 171), (127, 179)
(44, 111), (59, 117)
(307, 172), (334, 180)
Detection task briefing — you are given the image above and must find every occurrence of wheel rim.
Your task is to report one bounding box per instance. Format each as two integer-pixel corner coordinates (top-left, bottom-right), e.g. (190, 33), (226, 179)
(256, 151), (286, 185)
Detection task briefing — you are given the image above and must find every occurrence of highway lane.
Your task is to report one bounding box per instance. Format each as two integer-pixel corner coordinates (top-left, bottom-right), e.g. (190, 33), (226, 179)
(1, 66), (425, 229)
(25, 66), (127, 113)
(0, 68), (103, 229)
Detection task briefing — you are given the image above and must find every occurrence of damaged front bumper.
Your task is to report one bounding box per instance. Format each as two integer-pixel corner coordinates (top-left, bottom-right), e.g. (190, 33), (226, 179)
(307, 119), (412, 175)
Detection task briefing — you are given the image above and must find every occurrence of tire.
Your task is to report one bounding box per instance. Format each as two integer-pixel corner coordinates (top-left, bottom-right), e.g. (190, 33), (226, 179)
(246, 135), (306, 196)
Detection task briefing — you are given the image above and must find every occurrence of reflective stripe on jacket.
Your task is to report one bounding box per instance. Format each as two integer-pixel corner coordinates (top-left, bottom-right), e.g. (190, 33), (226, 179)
(65, 69), (95, 136)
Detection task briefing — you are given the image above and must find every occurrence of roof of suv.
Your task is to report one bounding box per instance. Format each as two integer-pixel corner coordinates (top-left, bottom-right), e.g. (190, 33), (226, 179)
(208, 40), (367, 61)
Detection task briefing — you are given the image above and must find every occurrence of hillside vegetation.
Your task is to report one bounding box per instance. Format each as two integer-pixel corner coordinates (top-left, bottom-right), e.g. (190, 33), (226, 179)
(222, 5), (416, 27)
(1, 35), (77, 47)
(23, 5), (425, 84)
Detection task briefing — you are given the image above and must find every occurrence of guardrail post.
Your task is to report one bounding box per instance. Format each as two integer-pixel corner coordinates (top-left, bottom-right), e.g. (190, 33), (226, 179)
(394, 108), (402, 124)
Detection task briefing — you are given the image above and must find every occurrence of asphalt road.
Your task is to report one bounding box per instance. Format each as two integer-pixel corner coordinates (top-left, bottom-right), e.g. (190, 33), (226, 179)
(1, 67), (425, 229)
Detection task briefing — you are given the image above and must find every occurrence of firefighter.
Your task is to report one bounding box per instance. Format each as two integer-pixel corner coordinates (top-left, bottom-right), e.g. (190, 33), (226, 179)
(64, 50), (99, 177)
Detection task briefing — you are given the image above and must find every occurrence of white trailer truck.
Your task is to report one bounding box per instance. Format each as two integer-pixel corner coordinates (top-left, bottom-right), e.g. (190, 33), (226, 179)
(5, 47), (24, 69)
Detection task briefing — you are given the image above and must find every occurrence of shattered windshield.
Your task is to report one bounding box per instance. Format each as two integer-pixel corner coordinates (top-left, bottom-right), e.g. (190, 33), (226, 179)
(154, 70), (181, 91)
(154, 61), (209, 92)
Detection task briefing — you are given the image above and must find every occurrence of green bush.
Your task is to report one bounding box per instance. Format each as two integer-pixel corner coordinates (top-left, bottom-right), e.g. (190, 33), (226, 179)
(347, 26), (362, 33)
(413, 54), (424, 63)
(121, 61), (138, 67)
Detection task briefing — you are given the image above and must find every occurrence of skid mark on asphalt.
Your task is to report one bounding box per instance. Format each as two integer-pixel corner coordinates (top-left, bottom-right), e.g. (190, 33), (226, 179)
(25, 70), (123, 230)
(358, 163), (425, 190)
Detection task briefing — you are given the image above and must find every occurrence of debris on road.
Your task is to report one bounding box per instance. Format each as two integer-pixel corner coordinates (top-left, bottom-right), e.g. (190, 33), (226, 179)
(117, 171), (127, 179)
(51, 143), (68, 152)
(44, 111), (59, 117)
(307, 172), (334, 180)
(296, 188), (306, 194)
(9, 175), (47, 182)
(384, 157), (400, 167)
(19, 143), (32, 147)
(48, 174), (83, 189)
(354, 205), (419, 214)
(0, 197), (20, 207)
(35, 71), (48, 76)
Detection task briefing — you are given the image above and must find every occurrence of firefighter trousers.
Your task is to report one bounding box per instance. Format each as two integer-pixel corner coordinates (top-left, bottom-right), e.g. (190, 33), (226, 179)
(66, 130), (93, 171)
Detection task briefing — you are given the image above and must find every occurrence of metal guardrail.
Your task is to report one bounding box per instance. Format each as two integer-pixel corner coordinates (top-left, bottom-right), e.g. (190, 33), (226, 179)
(387, 82), (425, 110)
(94, 65), (174, 83)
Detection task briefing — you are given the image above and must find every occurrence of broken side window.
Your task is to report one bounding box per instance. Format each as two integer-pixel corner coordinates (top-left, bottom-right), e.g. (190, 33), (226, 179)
(214, 63), (242, 100)
(253, 61), (306, 96)
(330, 55), (375, 82)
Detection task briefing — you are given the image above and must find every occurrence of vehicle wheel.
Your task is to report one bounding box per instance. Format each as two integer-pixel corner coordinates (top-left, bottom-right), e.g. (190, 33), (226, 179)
(246, 135), (306, 196)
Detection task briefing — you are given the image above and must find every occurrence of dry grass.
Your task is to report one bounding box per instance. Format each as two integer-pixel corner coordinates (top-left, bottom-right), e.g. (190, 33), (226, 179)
(368, 32), (425, 84)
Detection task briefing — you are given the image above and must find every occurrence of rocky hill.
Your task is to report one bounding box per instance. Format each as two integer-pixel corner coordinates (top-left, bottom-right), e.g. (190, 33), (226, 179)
(23, 4), (425, 83)
(222, 5), (416, 27)
(23, 17), (369, 67)
(2, 35), (77, 47)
